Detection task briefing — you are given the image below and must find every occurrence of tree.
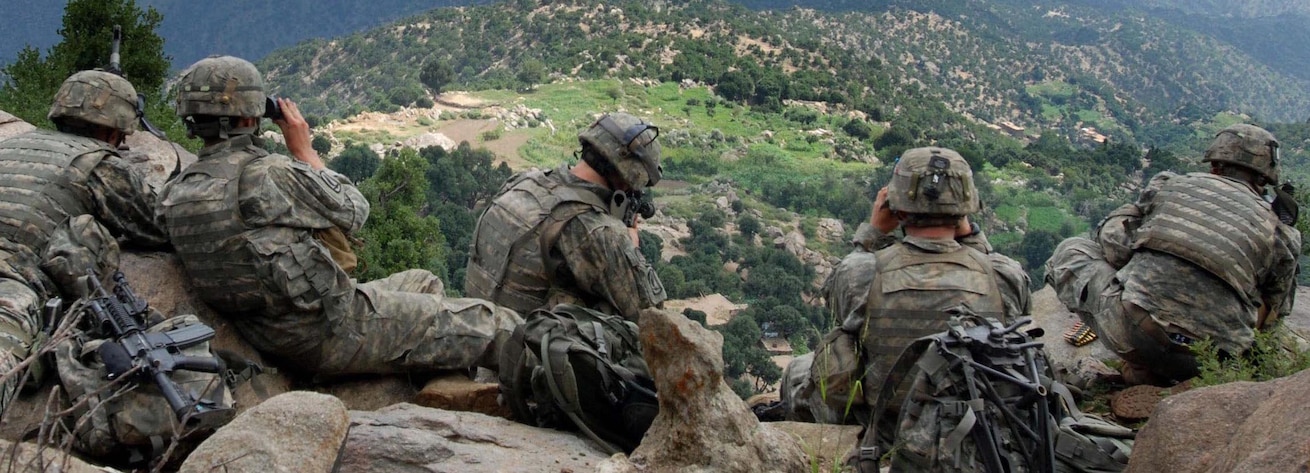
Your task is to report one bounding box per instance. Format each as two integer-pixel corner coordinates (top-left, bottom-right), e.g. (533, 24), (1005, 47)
(356, 148), (448, 282)
(516, 58), (547, 91)
(311, 135), (332, 155)
(716, 70), (755, 104)
(1, 0), (169, 127)
(329, 143), (381, 183)
(843, 119), (873, 141)
(419, 59), (455, 94)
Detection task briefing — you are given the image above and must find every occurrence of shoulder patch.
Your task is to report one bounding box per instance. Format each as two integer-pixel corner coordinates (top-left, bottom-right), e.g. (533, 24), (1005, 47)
(319, 169), (342, 193)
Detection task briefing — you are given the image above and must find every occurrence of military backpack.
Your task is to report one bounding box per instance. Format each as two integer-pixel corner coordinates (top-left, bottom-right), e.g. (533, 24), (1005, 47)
(856, 309), (1133, 473)
(498, 304), (658, 454)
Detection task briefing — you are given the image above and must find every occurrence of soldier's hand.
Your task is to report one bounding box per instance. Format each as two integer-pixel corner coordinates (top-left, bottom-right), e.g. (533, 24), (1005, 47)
(273, 98), (325, 170)
(871, 186), (898, 233)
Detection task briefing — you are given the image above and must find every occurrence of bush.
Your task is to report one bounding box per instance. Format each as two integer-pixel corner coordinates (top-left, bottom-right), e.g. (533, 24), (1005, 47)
(1191, 328), (1310, 387)
(482, 129), (503, 141)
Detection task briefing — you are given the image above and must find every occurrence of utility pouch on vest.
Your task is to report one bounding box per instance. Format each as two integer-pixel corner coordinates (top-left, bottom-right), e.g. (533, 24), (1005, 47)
(314, 227), (359, 274)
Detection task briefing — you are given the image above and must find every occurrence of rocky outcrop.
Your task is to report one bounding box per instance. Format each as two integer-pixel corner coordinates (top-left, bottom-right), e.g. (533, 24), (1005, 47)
(401, 131), (457, 151)
(180, 391), (350, 473)
(1028, 286), (1118, 389)
(120, 131), (198, 191)
(598, 308), (806, 472)
(0, 439), (104, 473)
(413, 374), (509, 419)
(341, 403), (610, 472)
(815, 218), (845, 243)
(0, 111), (36, 141)
(1128, 368), (1310, 473)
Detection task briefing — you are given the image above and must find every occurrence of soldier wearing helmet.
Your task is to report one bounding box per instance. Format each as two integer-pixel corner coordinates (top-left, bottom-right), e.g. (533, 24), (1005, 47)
(1045, 124), (1300, 386)
(781, 147), (1029, 439)
(465, 112), (666, 321)
(158, 56), (520, 379)
(0, 70), (168, 416)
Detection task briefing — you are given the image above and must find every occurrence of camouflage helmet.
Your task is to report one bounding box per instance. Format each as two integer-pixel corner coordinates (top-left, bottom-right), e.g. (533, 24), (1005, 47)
(578, 112), (662, 189)
(1202, 124), (1280, 183)
(174, 55), (266, 118)
(887, 147), (980, 217)
(48, 70), (138, 135)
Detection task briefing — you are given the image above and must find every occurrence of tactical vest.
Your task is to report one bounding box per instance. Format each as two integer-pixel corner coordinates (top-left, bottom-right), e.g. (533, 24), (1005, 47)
(1133, 172), (1277, 304)
(465, 168), (609, 314)
(160, 141), (270, 315)
(852, 243), (1004, 385)
(0, 130), (109, 251)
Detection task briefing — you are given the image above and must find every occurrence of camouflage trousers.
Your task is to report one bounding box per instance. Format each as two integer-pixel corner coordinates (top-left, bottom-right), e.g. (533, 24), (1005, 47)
(235, 269), (522, 378)
(1044, 237), (1198, 382)
(781, 352), (851, 425)
(0, 216), (121, 415)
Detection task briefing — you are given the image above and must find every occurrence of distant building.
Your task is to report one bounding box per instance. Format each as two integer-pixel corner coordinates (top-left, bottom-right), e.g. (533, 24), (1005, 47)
(998, 121), (1026, 138)
(1079, 127), (1107, 144)
(760, 336), (794, 355)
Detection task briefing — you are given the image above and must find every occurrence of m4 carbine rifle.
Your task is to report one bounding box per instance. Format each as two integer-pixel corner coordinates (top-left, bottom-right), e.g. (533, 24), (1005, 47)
(84, 269), (234, 430)
(613, 189), (656, 228)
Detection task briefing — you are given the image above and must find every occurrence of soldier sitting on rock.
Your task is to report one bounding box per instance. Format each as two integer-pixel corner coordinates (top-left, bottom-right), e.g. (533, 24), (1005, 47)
(1045, 124), (1300, 386)
(780, 147), (1031, 441)
(158, 56), (521, 380)
(465, 111), (666, 320)
(0, 69), (228, 461)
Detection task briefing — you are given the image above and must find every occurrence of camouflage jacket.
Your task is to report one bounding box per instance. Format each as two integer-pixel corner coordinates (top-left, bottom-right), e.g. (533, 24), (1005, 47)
(826, 222), (1030, 332)
(469, 165), (665, 321)
(1095, 171), (1300, 354)
(0, 129), (167, 251)
(158, 134), (367, 315)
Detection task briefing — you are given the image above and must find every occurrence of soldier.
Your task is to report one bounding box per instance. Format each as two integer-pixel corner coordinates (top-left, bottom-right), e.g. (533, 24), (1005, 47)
(782, 147), (1030, 438)
(465, 112), (666, 320)
(158, 56), (520, 378)
(1045, 124), (1300, 386)
(0, 70), (168, 417)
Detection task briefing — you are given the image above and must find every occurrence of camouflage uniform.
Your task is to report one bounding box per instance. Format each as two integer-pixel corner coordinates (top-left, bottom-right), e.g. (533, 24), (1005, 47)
(0, 128), (167, 415)
(1045, 171), (1300, 381)
(159, 134), (519, 376)
(784, 222), (1030, 423)
(465, 165), (666, 320)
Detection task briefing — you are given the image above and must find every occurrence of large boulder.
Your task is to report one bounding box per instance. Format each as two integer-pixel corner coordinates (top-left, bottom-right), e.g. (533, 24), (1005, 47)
(0, 110), (36, 141)
(341, 403), (610, 472)
(0, 439), (105, 473)
(599, 308), (806, 472)
(1127, 368), (1310, 473)
(120, 131), (197, 191)
(1029, 286), (1118, 388)
(180, 391), (350, 473)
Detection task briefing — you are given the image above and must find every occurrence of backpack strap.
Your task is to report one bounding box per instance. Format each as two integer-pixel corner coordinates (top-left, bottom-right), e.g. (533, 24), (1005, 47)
(853, 335), (936, 472)
(539, 331), (624, 455)
(498, 322), (536, 423)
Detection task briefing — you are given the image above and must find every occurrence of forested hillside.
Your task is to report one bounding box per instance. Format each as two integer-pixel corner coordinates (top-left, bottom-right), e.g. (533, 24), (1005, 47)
(259, 0), (1310, 150)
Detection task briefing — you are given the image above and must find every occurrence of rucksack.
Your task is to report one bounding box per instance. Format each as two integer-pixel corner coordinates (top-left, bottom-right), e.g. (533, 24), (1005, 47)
(855, 310), (1133, 473)
(498, 304), (658, 454)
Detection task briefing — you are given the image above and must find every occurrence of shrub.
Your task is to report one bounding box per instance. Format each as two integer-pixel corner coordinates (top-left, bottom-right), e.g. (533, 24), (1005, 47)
(1191, 327), (1310, 387)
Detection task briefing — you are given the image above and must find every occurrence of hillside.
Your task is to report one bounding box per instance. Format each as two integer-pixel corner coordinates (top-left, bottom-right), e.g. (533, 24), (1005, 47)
(258, 0), (1310, 149)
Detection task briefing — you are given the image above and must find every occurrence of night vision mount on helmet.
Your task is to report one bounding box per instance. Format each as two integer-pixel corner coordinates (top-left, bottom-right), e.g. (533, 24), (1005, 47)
(578, 113), (662, 190)
(174, 55), (268, 139)
(886, 147), (980, 217)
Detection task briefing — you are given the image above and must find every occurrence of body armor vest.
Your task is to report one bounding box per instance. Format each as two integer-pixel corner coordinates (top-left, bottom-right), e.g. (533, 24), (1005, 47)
(464, 168), (608, 314)
(1133, 172), (1277, 304)
(853, 243), (1004, 386)
(0, 130), (108, 251)
(160, 142), (270, 315)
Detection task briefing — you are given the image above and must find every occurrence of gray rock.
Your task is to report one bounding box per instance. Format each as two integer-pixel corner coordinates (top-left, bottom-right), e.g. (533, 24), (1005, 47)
(0, 439), (104, 473)
(341, 403), (610, 472)
(1129, 368), (1310, 473)
(1029, 286), (1118, 388)
(121, 131), (197, 191)
(180, 391), (350, 473)
(599, 308), (806, 472)
(0, 110), (36, 141)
